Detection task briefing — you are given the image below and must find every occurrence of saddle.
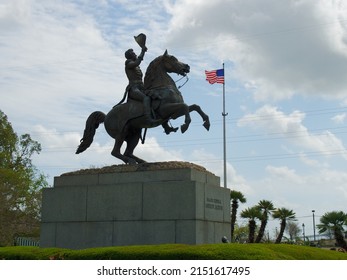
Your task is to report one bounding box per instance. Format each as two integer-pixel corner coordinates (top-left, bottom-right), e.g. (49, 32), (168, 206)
(111, 98), (159, 133)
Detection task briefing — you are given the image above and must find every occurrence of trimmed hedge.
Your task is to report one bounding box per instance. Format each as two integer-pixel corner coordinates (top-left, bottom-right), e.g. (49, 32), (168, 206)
(1, 243), (347, 260)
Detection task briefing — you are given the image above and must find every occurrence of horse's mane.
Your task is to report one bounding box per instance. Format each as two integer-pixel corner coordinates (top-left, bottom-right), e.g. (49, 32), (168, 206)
(144, 55), (163, 89)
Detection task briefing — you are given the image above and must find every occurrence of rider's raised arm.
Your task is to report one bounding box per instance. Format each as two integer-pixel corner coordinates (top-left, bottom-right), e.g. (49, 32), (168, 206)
(126, 48), (147, 69)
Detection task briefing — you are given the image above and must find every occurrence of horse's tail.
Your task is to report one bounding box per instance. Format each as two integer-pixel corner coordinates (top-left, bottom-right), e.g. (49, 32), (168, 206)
(76, 111), (106, 154)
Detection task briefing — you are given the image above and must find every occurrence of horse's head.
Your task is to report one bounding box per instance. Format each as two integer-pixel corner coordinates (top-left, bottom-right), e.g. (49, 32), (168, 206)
(144, 50), (190, 90)
(162, 50), (190, 76)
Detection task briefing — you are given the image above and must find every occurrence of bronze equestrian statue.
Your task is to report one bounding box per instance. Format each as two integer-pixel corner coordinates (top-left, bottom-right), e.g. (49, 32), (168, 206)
(76, 34), (210, 164)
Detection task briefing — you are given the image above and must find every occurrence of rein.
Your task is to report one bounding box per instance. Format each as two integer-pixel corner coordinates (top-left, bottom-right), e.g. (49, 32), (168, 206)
(175, 75), (189, 89)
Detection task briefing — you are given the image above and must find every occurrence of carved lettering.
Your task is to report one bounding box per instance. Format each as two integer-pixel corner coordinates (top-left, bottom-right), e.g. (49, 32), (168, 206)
(205, 197), (223, 211)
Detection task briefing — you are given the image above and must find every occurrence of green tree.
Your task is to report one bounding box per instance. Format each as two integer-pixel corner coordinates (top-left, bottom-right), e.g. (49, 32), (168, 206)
(285, 221), (301, 242)
(255, 200), (275, 243)
(230, 190), (246, 242)
(317, 211), (347, 250)
(233, 223), (249, 243)
(240, 206), (262, 243)
(0, 110), (48, 246)
(272, 208), (296, 244)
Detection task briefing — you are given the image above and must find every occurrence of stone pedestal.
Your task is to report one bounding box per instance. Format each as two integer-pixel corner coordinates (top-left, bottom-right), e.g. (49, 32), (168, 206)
(40, 162), (230, 249)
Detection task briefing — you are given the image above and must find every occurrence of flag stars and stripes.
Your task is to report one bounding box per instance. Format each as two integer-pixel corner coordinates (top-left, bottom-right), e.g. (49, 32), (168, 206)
(205, 69), (224, 84)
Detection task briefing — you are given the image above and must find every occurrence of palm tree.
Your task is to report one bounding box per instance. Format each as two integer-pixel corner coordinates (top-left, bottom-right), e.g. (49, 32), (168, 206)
(255, 200), (275, 243)
(317, 211), (347, 250)
(230, 190), (246, 242)
(272, 207), (296, 244)
(240, 206), (262, 243)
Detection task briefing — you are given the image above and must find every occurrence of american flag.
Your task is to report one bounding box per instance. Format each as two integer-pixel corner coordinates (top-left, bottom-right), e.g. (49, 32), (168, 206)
(205, 69), (224, 84)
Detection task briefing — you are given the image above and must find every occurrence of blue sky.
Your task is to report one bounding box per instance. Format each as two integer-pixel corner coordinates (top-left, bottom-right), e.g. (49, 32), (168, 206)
(2, 0), (347, 239)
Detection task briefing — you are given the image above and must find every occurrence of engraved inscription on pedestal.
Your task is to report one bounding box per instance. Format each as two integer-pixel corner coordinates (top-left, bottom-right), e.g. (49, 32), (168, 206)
(205, 197), (223, 210)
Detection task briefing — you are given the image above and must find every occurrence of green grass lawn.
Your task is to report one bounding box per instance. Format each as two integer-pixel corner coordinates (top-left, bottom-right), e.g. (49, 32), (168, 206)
(1, 243), (347, 260)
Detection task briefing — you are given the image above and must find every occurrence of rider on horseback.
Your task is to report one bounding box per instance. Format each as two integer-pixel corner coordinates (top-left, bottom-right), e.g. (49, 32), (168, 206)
(124, 47), (159, 126)
(124, 47), (177, 134)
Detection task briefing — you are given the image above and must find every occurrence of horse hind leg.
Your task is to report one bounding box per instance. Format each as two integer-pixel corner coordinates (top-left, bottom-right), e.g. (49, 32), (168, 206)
(124, 129), (146, 164)
(180, 104), (191, 133)
(111, 137), (137, 165)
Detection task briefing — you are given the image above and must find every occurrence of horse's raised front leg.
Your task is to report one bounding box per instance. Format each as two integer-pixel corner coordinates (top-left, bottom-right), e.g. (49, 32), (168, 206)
(158, 103), (191, 133)
(188, 104), (210, 131)
(175, 104), (191, 133)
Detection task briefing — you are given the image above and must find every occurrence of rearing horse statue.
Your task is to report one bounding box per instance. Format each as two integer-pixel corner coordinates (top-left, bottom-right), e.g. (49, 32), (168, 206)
(76, 50), (210, 164)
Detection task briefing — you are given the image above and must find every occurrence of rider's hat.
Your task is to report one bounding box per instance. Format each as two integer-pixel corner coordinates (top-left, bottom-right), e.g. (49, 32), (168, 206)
(134, 33), (146, 49)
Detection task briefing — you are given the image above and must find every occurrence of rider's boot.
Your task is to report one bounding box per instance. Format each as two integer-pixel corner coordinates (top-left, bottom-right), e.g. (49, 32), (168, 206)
(143, 97), (161, 127)
(162, 121), (178, 135)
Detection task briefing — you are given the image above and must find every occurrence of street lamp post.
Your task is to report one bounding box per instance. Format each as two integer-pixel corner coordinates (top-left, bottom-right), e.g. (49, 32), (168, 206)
(312, 210), (316, 243)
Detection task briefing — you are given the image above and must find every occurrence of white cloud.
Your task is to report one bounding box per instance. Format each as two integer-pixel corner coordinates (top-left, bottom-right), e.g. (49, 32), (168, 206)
(299, 152), (328, 168)
(31, 124), (116, 183)
(166, 0), (347, 101)
(225, 162), (254, 195)
(237, 105), (347, 160)
(331, 112), (346, 124)
(1, 0), (125, 132)
(265, 165), (303, 184)
(135, 136), (184, 162)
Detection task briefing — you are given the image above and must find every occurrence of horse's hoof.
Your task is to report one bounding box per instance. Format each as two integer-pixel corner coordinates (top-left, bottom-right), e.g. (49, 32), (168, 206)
(203, 120), (210, 131)
(126, 158), (137, 165)
(181, 124), (189, 133)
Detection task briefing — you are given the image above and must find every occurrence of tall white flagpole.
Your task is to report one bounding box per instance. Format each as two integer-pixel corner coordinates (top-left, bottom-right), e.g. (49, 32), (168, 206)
(222, 63), (228, 188)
